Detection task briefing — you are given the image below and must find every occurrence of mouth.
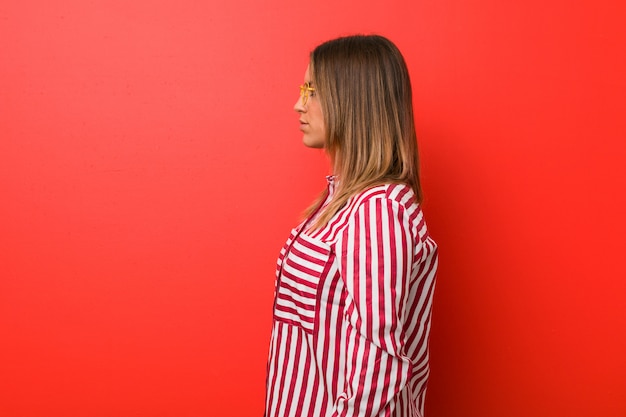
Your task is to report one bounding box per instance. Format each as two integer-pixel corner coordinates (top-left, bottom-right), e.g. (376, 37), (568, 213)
(299, 120), (308, 131)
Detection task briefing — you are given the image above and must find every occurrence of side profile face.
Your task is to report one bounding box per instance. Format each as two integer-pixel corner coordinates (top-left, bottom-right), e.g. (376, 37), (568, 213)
(294, 64), (326, 149)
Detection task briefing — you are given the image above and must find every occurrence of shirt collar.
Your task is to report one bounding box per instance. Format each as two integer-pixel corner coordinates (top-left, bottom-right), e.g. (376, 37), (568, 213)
(326, 175), (337, 197)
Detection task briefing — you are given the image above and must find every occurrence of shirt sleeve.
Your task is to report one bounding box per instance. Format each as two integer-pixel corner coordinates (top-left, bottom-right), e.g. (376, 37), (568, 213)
(331, 196), (416, 417)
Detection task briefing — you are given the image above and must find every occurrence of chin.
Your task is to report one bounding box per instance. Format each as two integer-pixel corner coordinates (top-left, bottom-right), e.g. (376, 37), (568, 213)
(303, 136), (325, 149)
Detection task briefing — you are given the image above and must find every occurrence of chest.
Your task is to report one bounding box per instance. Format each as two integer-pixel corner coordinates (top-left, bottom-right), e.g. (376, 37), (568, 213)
(273, 229), (345, 334)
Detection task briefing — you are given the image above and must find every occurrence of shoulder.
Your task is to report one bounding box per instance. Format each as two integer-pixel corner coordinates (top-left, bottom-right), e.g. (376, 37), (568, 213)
(353, 182), (418, 213)
(320, 183), (420, 243)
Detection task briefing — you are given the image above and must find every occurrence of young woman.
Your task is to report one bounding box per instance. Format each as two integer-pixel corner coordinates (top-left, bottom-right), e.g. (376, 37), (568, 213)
(265, 35), (438, 417)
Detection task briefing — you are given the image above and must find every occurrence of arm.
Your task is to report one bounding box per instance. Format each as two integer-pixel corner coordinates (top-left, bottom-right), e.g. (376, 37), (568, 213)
(332, 197), (416, 417)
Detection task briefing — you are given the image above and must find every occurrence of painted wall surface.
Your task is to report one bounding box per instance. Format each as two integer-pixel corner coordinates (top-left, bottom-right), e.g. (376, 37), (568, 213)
(1, 1), (624, 416)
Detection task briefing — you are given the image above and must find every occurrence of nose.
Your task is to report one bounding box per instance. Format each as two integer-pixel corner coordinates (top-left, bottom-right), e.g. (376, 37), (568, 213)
(294, 97), (305, 113)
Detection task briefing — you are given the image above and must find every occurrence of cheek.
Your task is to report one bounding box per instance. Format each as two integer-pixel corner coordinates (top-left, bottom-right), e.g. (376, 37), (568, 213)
(312, 106), (325, 131)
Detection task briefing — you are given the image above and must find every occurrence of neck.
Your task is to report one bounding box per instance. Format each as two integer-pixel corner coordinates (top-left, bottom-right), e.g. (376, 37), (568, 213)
(329, 150), (341, 177)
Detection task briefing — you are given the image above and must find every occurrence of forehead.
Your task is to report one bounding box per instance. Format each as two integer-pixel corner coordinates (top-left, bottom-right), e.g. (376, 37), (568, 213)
(304, 64), (311, 82)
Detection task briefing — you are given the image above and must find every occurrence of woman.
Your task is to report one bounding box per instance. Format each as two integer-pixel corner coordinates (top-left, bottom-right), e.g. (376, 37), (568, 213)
(265, 35), (438, 417)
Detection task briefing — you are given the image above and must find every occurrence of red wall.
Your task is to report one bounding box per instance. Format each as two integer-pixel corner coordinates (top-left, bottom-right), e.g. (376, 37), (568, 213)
(1, 1), (625, 416)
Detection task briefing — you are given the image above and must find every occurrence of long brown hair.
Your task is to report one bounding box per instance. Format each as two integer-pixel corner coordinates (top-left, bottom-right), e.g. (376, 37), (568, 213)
(306, 35), (422, 229)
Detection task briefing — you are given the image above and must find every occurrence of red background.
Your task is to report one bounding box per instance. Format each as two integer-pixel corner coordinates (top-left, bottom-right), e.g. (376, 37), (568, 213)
(1, 0), (625, 416)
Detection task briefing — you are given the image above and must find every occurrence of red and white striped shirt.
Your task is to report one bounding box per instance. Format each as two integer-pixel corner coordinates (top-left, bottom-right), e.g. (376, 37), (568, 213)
(265, 176), (438, 417)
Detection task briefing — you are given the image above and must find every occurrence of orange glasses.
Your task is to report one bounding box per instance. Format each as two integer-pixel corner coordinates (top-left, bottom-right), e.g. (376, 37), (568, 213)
(299, 82), (315, 106)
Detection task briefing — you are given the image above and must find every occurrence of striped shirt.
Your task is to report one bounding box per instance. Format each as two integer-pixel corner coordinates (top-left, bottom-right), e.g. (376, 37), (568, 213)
(265, 176), (438, 417)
